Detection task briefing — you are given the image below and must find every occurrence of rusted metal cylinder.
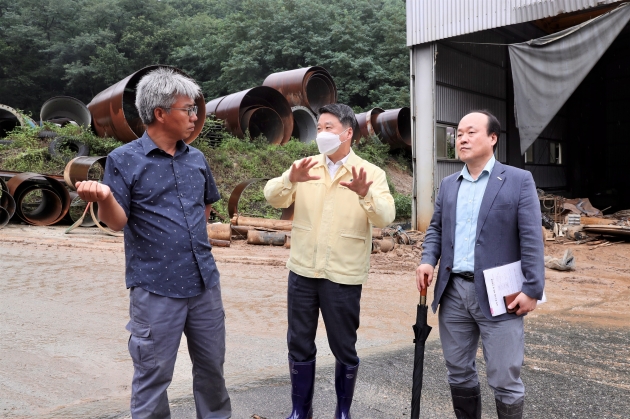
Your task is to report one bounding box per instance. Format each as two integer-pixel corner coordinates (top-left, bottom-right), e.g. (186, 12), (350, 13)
(291, 106), (317, 142)
(0, 104), (37, 137)
(6, 173), (70, 226)
(40, 96), (91, 127)
(209, 238), (231, 247)
(230, 224), (252, 239)
(373, 107), (412, 150)
(64, 156), (107, 190)
(0, 179), (16, 228)
(354, 107), (384, 144)
(247, 229), (286, 246)
(207, 223), (232, 241)
(232, 215), (293, 231)
(206, 86), (293, 145)
(263, 66), (337, 115)
(88, 65), (206, 144)
(372, 227), (383, 239)
(284, 234), (291, 249)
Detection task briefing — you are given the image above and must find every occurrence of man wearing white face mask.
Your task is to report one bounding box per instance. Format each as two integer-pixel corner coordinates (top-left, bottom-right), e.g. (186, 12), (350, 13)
(264, 103), (396, 419)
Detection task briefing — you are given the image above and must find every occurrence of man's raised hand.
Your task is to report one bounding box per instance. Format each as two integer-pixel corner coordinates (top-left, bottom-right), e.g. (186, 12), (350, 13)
(339, 166), (373, 197)
(75, 180), (112, 203)
(289, 157), (321, 183)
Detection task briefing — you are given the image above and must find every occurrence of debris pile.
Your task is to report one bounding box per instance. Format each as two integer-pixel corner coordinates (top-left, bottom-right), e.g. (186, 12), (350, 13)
(538, 189), (630, 244)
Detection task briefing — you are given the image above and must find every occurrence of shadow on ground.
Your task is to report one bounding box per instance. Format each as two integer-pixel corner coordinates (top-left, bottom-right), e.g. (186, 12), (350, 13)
(150, 316), (630, 419)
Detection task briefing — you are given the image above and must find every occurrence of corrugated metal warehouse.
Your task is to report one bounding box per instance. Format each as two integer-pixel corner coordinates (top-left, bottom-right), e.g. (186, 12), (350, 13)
(408, 0), (630, 230)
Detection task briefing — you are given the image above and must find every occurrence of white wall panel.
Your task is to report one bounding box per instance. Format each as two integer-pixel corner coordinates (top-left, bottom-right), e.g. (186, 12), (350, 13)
(407, 0), (624, 46)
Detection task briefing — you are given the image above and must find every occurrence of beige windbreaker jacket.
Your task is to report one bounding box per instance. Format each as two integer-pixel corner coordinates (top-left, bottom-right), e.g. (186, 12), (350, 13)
(264, 150), (395, 285)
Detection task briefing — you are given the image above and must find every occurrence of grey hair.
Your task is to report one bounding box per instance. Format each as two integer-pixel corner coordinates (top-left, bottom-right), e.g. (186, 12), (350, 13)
(318, 103), (357, 133)
(135, 67), (202, 125)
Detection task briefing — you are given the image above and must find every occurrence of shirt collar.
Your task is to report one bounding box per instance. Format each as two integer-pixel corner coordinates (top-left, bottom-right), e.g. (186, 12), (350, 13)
(325, 153), (350, 167)
(140, 131), (189, 156)
(459, 155), (496, 182)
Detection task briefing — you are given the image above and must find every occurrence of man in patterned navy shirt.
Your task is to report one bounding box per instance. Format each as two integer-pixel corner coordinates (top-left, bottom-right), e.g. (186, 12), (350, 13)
(76, 68), (231, 419)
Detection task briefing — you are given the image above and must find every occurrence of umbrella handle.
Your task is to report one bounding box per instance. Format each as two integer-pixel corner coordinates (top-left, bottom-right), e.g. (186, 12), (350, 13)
(419, 273), (428, 305)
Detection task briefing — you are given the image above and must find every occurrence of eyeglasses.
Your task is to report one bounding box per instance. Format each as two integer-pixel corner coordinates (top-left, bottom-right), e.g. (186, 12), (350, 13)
(164, 106), (198, 116)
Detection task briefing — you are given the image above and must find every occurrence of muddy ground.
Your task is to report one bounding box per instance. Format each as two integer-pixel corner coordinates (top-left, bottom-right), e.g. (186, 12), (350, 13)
(0, 224), (628, 418)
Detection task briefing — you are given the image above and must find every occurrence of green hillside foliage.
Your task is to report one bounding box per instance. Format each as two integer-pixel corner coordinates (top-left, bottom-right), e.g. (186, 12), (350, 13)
(0, 0), (408, 115)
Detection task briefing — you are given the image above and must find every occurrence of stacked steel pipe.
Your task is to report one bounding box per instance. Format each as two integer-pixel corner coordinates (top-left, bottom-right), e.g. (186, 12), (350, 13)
(40, 96), (92, 128)
(88, 65), (206, 144)
(206, 86), (293, 145)
(355, 107), (412, 150)
(263, 66), (337, 143)
(0, 104), (37, 138)
(0, 178), (16, 228)
(6, 173), (71, 226)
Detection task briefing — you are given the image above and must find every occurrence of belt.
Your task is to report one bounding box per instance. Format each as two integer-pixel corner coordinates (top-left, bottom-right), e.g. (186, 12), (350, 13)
(453, 271), (475, 281)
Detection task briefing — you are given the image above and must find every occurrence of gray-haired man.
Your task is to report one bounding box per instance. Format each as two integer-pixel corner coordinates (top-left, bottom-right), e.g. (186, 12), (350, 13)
(76, 68), (231, 418)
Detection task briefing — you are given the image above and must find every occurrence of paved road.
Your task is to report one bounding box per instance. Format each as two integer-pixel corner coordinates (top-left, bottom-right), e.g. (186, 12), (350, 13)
(158, 317), (629, 419)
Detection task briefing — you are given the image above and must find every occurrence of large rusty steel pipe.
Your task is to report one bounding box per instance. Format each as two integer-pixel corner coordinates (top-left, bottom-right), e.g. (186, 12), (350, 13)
(40, 96), (91, 127)
(0, 104), (37, 138)
(88, 65), (206, 144)
(206, 86), (293, 145)
(291, 106), (317, 142)
(64, 156), (107, 190)
(373, 107), (412, 150)
(6, 173), (70, 226)
(354, 107), (384, 144)
(0, 179), (16, 228)
(263, 66), (337, 115)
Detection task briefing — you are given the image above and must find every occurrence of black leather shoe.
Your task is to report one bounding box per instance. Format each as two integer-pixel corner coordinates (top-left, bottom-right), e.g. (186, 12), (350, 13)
(286, 358), (315, 419)
(495, 398), (524, 419)
(450, 384), (482, 419)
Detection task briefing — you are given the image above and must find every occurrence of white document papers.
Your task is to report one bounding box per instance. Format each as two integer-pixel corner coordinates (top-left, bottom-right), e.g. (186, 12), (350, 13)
(483, 260), (546, 316)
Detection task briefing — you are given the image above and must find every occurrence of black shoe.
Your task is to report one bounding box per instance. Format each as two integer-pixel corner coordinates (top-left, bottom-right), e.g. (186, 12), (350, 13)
(450, 384), (481, 419)
(496, 398), (524, 419)
(286, 358), (315, 419)
(334, 360), (359, 419)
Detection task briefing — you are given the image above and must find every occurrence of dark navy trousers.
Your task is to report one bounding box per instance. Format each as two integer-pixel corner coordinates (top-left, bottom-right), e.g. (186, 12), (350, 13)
(287, 271), (362, 366)
(126, 284), (231, 419)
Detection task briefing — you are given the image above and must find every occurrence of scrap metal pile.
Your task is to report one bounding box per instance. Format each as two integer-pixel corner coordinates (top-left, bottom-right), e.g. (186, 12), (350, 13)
(0, 157), (111, 230)
(539, 189), (630, 246)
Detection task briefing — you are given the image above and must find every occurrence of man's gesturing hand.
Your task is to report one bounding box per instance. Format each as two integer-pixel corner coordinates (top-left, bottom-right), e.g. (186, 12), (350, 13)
(339, 166), (373, 197)
(289, 157), (321, 183)
(75, 180), (112, 203)
(416, 264), (434, 292)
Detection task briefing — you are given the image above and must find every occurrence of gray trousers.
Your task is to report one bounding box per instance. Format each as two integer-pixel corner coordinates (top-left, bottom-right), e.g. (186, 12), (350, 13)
(127, 285), (231, 419)
(439, 276), (525, 405)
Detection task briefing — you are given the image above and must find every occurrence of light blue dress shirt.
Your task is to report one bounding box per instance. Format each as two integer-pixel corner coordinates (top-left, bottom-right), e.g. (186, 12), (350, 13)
(453, 156), (496, 273)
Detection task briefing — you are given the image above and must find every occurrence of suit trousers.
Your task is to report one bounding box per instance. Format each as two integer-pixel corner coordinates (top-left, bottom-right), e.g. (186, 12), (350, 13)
(439, 275), (525, 405)
(127, 285), (231, 419)
(287, 271), (362, 366)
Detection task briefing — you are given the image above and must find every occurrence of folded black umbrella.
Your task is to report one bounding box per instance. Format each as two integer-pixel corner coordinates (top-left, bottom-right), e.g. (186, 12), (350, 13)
(411, 274), (432, 419)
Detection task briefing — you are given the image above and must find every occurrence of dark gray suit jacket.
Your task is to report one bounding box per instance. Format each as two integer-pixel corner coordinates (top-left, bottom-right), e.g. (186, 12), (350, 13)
(421, 161), (545, 321)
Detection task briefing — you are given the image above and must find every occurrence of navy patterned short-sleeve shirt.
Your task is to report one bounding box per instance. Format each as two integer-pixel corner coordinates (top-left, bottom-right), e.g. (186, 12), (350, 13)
(103, 132), (221, 298)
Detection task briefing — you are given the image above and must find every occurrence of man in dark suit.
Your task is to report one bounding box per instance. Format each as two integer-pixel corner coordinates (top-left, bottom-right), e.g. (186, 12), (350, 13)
(416, 110), (544, 419)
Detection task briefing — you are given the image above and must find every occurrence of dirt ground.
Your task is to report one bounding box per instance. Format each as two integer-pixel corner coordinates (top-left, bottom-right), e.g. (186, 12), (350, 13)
(0, 224), (629, 418)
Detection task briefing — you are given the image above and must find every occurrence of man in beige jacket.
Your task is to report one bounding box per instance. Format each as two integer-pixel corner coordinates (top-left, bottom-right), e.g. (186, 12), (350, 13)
(265, 103), (395, 419)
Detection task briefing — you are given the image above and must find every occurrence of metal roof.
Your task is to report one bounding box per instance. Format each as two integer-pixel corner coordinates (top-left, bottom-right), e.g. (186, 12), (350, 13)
(406, 0), (624, 46)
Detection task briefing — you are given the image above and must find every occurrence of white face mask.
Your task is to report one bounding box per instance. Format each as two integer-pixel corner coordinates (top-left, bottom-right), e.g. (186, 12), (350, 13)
(315, 128), (349, 155)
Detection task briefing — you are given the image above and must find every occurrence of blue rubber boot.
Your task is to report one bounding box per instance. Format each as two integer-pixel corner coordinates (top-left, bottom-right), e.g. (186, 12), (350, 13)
(286, 358), (315, 419)
(334, 360), (359, 419)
